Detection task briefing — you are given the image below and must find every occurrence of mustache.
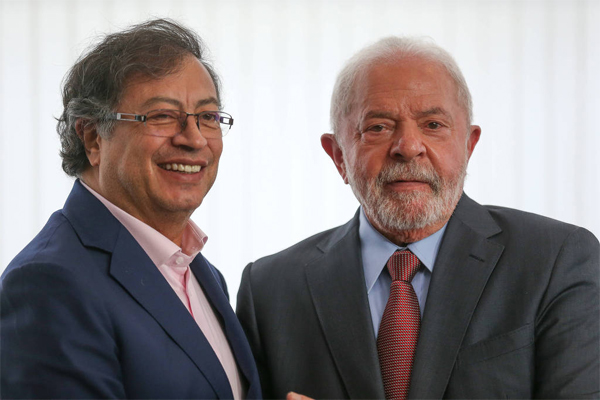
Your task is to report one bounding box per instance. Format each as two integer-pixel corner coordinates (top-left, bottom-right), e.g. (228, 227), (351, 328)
(376, 161), (442, 192)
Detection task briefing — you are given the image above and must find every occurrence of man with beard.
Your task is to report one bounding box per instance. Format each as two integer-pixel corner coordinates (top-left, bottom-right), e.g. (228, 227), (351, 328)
(236, 36), (599, 400)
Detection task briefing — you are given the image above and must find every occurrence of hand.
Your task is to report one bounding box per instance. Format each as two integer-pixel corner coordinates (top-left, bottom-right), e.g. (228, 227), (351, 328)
(286, 392), (314, 400)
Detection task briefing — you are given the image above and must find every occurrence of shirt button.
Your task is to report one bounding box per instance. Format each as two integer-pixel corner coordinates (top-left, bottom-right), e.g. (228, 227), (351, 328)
(175, 256), (184, 265)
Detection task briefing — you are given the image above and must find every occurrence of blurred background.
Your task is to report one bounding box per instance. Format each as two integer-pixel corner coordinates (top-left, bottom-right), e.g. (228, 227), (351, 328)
(1, 0), (598, 304)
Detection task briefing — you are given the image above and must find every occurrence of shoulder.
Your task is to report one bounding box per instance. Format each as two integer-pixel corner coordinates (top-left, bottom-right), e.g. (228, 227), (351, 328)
(5, 211), (84, 275)
(485, 203), (577, 230)
(0, 217), (123, 398)
(483, 204), (598, 247)
(251, 216), (357, 272)
(2, 207), (115, 299)
(1, 210), (113, 330)
(455, 194), (598, 249)
(255, 218), (358, 265)
(463, 201), (599, 286)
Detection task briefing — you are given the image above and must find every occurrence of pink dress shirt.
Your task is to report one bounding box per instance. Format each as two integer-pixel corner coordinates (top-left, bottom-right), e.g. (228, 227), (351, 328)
(82, 182), (245, 400)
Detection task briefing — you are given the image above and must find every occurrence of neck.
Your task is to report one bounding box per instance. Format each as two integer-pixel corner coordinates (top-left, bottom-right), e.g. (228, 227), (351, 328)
(80, 172), (189, 247)
(367, 214), (448, 246)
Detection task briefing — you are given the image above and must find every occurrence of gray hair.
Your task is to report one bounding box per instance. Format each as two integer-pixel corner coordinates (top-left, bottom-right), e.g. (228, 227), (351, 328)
(330, 36), (473, 134)
(57, 18), (222, 177)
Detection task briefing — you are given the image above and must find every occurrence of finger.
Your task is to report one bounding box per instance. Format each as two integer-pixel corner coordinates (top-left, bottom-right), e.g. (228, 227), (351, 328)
(286, 391), (314, 400)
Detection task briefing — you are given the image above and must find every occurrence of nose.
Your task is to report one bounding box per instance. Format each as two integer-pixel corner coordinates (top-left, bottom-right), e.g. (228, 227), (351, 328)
(389, 122), (426, 161)
(171, 114), (209, 150)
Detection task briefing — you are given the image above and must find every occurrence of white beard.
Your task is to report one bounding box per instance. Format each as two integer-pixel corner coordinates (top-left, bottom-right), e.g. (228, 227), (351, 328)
(346, 157), (467, 233)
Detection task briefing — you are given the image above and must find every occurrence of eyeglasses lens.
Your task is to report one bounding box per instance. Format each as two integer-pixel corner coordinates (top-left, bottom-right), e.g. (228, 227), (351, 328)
(145, 110), (231, 137)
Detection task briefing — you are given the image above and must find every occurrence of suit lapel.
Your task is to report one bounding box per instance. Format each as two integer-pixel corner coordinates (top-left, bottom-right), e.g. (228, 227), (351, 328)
(63, 181), (233, 399)
(409, 195), (505, 399)
(109, 235), (234, 399)
(190, 256), (261, 399)
(305, 215), (386, 399)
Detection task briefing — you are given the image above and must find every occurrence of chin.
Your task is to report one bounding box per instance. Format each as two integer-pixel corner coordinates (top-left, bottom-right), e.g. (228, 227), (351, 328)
(360, 182), (463, 233)
(157, 194), (205, 215)
(371, 194), (445, 231)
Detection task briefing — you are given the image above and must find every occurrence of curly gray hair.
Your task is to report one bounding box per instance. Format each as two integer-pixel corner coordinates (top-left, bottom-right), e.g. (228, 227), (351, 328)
(56, 18), (222, 177)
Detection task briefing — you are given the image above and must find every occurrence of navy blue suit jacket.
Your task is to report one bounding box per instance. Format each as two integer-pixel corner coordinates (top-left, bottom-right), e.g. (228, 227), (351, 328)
(1, 180), (261, 399)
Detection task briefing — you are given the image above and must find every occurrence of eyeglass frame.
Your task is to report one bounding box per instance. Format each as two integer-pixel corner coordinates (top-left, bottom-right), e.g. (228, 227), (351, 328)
(108, 109), (234, 138)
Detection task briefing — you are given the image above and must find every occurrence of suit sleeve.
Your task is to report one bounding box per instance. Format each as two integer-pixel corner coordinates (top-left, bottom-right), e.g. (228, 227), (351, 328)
(534, 227), (600, 398)
(1, 263), (126, 399)
(236, 263), (274, 399)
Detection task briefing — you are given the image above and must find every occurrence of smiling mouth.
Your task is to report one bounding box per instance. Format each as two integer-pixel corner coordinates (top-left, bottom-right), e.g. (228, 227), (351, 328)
(159, 163), (202, 174)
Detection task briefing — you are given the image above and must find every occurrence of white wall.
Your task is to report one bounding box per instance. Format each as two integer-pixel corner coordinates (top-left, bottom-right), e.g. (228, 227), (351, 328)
(1, 0), (598, 303)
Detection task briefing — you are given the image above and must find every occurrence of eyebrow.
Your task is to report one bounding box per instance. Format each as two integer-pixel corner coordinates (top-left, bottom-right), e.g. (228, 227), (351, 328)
(413, 107), (453, 121)
(141, 96), (221, 110)
(361, 107), (454, 123)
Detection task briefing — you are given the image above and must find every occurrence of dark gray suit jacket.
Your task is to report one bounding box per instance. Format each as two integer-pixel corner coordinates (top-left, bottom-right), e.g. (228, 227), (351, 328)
(237, 194), (599, 399)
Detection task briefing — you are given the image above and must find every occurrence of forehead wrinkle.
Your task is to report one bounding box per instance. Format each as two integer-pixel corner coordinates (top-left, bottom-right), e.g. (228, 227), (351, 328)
(363, 110), (397, 120)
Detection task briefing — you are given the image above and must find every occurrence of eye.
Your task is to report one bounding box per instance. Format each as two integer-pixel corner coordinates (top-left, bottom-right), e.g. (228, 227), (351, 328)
(146, 110), (179, 125)
(425, 121), (444, 130)
(362, 123), (394, 134)
(423, 121), (446, 131)
(366, 124), (386, 133)
(359, 123), (395, 143)
(199, 112), (218, 122)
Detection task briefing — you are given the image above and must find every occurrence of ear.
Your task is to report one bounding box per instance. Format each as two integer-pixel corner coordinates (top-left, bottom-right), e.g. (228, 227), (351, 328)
(466, 125), (481, 160)
(321, 133), (349, 184)
(76, 119), (102, 167)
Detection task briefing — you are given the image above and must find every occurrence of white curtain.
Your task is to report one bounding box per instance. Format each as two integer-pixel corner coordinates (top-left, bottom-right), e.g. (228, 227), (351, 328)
(1, 0), (598, 301)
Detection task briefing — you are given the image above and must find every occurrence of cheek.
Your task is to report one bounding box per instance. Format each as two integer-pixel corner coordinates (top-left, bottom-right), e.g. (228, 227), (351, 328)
(356, 147), (387, 178)
(211, 140), (224, 159)
(206, 141), (224, 173)
(428, 141), (468, 177)
(203, 140), (223, 176)
(112, 141), (158, 181)
(99, 142), (123, 173)
(122, 144), (150, 170)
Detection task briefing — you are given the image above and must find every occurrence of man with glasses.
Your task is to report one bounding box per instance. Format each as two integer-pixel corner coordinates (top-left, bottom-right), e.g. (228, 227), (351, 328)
(237, 36), (599, 399)
(1, 19), (260, 399)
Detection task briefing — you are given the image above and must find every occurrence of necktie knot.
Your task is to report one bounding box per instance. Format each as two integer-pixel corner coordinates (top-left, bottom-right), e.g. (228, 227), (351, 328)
(387, 250), (421, 283)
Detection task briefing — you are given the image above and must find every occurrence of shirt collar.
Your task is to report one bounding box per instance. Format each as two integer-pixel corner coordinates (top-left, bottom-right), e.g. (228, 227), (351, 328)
(81, 180), (208, 267)
(359, 206), (447, 294)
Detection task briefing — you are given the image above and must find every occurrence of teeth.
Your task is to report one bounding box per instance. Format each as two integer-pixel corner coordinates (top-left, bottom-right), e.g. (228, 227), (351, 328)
(160, 163), (202, 173)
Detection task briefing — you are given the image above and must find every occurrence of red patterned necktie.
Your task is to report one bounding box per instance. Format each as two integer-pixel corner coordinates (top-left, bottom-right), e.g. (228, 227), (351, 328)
(377, 250), (422, 400)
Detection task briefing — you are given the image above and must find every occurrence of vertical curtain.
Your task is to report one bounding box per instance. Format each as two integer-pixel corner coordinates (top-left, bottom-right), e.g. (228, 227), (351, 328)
(1, 0), (598, 301)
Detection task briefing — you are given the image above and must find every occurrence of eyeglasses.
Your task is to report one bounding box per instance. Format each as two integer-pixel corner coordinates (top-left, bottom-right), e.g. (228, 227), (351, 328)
(109, 109), (234, 138)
